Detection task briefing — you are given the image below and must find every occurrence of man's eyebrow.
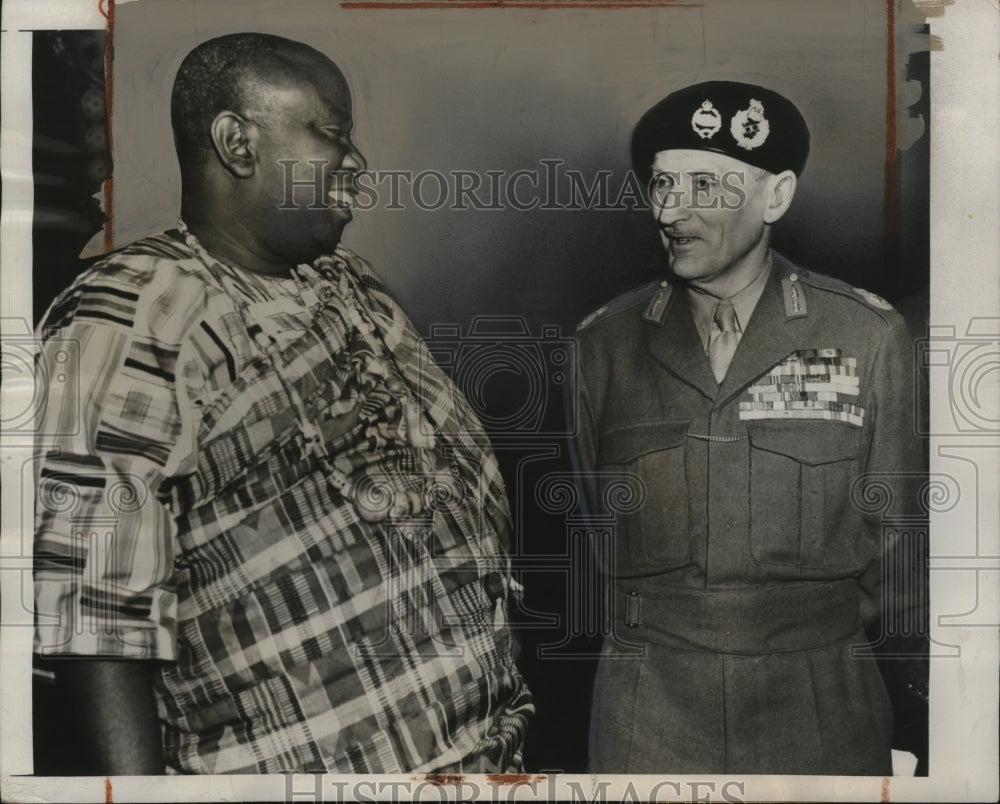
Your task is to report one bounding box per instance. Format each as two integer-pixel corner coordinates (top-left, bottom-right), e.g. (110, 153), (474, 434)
(314, 117), (353, 132)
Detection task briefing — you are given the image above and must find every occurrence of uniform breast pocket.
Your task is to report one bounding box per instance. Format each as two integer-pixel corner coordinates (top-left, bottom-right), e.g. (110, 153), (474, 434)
(597, 420), (692, 570)
(747, 421), (865, 570)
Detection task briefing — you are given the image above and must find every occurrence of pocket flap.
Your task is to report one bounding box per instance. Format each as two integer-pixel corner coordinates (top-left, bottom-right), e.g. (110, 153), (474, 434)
(747, 420), (859, 465)
(598, 420), (689, 465)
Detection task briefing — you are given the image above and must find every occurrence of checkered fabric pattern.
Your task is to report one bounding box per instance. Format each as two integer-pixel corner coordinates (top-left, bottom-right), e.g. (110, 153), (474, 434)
(34, 232), (533, 774)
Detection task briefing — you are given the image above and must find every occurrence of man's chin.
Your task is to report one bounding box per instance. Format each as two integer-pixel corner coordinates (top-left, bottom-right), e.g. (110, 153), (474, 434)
(665, 257), (710, 283)
(311, 224), (348, 259)
(329, 205), (354, 224)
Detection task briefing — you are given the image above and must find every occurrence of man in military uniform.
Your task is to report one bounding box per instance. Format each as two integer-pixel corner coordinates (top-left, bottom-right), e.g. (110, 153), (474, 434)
(572, 81), (921, 774)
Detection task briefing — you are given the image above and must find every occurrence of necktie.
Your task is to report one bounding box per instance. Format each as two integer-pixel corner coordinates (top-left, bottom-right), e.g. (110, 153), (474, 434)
(708, 299), (739, 383)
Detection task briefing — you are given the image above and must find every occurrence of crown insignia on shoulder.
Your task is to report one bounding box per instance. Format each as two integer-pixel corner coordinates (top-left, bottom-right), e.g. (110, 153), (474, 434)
(576, 305), (608, 332)
(852, 287), (893, 310)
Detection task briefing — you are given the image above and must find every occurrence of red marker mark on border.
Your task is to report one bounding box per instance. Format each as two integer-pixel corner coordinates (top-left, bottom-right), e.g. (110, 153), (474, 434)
(486, 774), (547, 784)
(343, 1), (702, 9)
(105, 776), (113, 804)
(423, 774), (466, 785)
(99, 0), (116, 252)
(881, 775), (890, 802)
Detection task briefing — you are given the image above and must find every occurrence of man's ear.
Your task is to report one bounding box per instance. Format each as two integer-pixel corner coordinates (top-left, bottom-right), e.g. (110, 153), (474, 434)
(210, 111), (257, 179)
(762, 170), (797, 224)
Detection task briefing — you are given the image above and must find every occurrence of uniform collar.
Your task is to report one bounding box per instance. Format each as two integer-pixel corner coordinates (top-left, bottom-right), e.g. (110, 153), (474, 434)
(686, 256), (772, 349)
(647, 254), (803, 403)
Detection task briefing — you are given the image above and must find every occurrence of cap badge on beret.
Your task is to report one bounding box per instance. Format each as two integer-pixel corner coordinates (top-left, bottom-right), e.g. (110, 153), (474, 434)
(691, 100), (722, 140)
(631, 81), (810, 179)
(731, 99), (770, 150)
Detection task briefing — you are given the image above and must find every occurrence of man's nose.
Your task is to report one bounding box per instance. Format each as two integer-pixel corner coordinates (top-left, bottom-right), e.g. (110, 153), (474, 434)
(343, 140), (367, 172)
(655, 186), (693, 226)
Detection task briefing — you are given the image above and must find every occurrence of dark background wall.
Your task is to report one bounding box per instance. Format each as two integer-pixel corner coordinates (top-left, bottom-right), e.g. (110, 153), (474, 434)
(33, 0), (930, 774)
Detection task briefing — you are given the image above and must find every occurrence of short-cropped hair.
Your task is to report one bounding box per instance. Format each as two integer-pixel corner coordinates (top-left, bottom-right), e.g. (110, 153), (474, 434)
(170, 32), (324, 169)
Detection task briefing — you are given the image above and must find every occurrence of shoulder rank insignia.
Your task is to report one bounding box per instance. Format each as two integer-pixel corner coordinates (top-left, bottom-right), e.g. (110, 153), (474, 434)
(576, 305), (607, 332)
(853, 287), (893, 310)
(782, 273), (808, 319)
(642, 282), (673, 325)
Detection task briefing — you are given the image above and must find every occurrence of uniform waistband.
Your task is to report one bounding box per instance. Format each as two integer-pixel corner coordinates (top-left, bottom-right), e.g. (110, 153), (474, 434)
(613, 579), (862, 655)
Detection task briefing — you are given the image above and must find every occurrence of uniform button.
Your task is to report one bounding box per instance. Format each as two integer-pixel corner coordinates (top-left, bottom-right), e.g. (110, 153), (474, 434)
(660, 280), (669, 288)
(789, 273), (798, 282)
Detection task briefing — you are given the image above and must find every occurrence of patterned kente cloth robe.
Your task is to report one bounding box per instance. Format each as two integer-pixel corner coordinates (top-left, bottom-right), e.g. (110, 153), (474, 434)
(34, 230), (533, 774)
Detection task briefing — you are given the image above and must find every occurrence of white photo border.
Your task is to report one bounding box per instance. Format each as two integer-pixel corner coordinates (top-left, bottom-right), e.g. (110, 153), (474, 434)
(2, 0), (997, 801)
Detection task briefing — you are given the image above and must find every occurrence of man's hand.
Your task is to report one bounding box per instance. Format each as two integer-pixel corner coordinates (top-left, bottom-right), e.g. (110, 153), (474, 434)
(57, 659), (166, 775)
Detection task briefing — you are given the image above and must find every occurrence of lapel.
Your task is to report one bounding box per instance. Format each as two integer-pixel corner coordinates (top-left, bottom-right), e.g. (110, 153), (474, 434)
(647, 287), (719, 401)
(715, 258), (799, 407)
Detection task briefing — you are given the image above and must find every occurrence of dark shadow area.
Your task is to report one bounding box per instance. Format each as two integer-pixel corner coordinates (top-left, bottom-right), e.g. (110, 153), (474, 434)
(31, 29), (110, 776)
(31, 30), (109, 326)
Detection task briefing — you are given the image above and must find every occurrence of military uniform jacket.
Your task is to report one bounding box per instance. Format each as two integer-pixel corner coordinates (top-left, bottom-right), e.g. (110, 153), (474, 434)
(572, 253), (921, 775)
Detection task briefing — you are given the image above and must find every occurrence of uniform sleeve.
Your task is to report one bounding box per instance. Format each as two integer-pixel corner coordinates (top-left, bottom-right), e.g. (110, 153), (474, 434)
(567, 334), (603, 524)
(856, 312), (926, 633)
(33, 309), (203, 661)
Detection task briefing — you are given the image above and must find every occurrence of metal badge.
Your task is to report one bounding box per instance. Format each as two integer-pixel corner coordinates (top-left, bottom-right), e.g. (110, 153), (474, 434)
(853, 287), (894, 310)
(642, 283), (673, 325)
(691, 100), (722, 140)
(576, 304), (607, 332)
(782, 274), (808, 318)
(731, 98), (771, 150)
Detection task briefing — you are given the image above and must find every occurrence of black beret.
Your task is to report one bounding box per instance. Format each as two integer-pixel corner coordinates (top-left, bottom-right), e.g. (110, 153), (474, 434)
(631, 80), (810, 182)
